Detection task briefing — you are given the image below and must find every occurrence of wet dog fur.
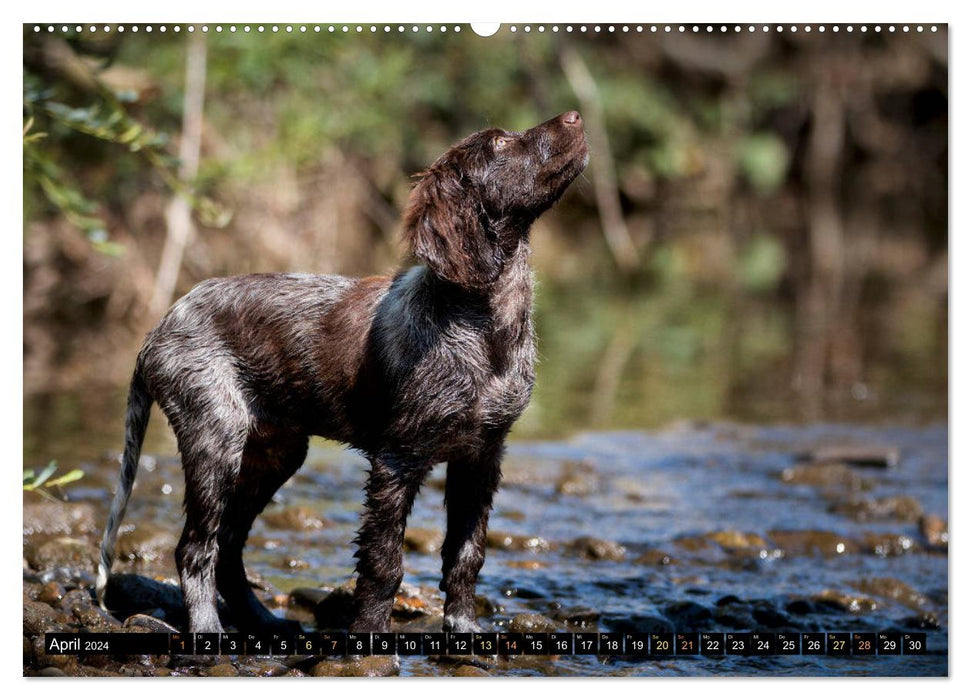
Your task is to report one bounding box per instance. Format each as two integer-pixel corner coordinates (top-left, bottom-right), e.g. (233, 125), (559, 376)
(97, 112), (588, 633)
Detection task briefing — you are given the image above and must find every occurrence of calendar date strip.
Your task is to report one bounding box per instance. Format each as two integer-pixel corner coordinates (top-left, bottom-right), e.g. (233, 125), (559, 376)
(44, 631), (926, 657)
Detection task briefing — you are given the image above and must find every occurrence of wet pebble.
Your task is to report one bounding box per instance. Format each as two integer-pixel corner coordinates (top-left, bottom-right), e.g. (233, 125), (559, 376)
(852, 577), (928, 612)
(899, 611), (940, 630)
(404, 527), (444, 554)
(116, 526), (178, 563)
(768, 530), (856, 557)
(858, 532), (918, 557)
(634, 549), (675, 566)
(452, 664), (490, 676)
(508, 613), (558, 633)
(289, 587), (331, 611)
(36, 581), (65, 606)
(569, 536), (626, 561)
(813, 589), (878, 614)
(23, 599), (70, 635)
(37, 666), (67, 677)
(705, 530), (768, 552)
(209, 662), (239, 677)
(123, 614), (179, 633)
(601, 614), (673, 635)
(555, 460), (598, 496)
(486, 531), (550, 552)
(663, 601), (712, 629)
(781, 463), (872, 491)
(26, 537), (99, 571)
(798, 445), (899, 468)
(23, 501), (97, 536)
(919, 514), (948, 549)
(310, 656), (399, 677)
(261, 505), (329, 531)
(549, 605), (599, 629)
(829, 495), (923, 522)
(313, 582), (355, 629)
(751, 602), (794, 629)
(506, 560), (548, 570)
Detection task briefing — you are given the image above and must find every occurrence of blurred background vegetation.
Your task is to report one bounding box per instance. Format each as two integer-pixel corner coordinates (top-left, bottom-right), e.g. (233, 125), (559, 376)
(23, 25), (947, 465)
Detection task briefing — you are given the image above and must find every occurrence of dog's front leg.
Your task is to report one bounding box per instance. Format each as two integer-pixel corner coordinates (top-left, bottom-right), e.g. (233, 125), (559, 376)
(440, 441), (504, 633)
(349, 455), (429, 632)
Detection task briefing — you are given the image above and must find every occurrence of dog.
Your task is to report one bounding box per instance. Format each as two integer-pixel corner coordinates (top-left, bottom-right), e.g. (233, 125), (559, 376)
(97, 111), (588, 633)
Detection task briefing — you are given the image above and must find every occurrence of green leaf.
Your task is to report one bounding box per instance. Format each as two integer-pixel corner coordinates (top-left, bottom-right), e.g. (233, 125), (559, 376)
(45, 469), (85, 488)
(31, 461), (59, 489)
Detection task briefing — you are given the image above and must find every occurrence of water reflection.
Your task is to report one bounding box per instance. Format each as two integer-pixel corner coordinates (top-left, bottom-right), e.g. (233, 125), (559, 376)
(24, 278), (945, 467)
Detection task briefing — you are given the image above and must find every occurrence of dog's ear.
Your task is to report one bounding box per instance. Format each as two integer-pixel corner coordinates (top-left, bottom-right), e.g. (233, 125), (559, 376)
(403, 167), (501, 289)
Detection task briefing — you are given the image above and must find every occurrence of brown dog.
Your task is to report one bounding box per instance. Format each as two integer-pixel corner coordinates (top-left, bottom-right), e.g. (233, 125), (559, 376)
(97, 112), (588, 633)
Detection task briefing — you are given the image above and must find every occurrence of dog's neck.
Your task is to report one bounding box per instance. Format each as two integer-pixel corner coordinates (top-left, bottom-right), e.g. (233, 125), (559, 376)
(487, 240), (533, 336)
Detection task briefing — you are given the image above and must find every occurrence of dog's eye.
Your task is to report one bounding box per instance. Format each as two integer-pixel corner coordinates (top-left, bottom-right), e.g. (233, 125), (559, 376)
(493, 136), (511, 150)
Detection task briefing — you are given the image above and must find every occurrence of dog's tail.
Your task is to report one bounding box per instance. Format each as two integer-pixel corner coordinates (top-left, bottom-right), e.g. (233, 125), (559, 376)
(96, 366), (153, 610)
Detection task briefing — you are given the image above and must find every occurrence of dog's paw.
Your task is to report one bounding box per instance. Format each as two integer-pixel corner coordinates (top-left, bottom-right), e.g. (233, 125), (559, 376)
(442, 615), (481, 633)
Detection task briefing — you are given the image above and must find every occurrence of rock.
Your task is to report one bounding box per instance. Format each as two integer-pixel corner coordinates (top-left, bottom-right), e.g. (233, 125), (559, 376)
(37, 666), (66, 677)
(784, 599), (817, 616)
(780, 463), (872, 491)
(506, 560), (548, 570)
(261, 506), (328, 531)
(310, 656), (399, 677)
(36, 581), (65, 606)
(123, 614), (179, 633)
(68, 593), (121, 630)
(550, 606), (599, 629)
(634, 550), (675, 566)
(501, 586), (546, 600)
(393, 583), (443, 619)
(899, 612), (940, 630)
(829, 496), (923, 522)
(662, 601), (712, 628)
(705, 531), (768, 551)
(289, 587), (331, 611)
(23, 501), (97, 536)
(569, 536), (626, 561)
(796, 445), (899, 468)
(313, 582), (355, 629)
(555, 460), (598, 496)
(858, 532), (918, 557)
(24, 599), (70, 636)
(404, 527), (444, 554)
(508, 613), (558, 633)
(751, 602), (794, 629)
(116, 526), (178, 563)
(852, 577), (928, 611)
(813, 589), (878, 614)
(768, 530), (856, 557)
(210, 663), (239, 677)
(486, 532), (550, 552)
(452, 664), (490, 676)
(919, 515), (948, 549)
(26, 537), (99, 570)
(601, 614), (673, 635)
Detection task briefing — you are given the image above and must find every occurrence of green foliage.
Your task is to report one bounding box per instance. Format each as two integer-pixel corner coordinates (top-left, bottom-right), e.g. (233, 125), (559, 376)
(736, 133), (790, 194)
(22, 37), (231, 248)
(738, 233), (787, 292)
(23, 461), (84, 501)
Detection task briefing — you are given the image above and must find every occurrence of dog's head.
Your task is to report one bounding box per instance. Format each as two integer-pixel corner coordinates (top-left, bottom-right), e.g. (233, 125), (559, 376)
(404, 112), (588, 288)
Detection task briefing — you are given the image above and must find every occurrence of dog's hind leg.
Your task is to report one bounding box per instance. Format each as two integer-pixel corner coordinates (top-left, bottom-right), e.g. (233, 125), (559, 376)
(349, 455), (431, 632)
(440, 440), (504, 633)
(216, 430), (308, 632)
(171, 400), (249, 633)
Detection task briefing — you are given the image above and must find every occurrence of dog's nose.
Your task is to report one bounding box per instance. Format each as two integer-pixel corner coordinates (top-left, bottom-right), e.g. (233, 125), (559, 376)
(561, 111), (582, 126)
